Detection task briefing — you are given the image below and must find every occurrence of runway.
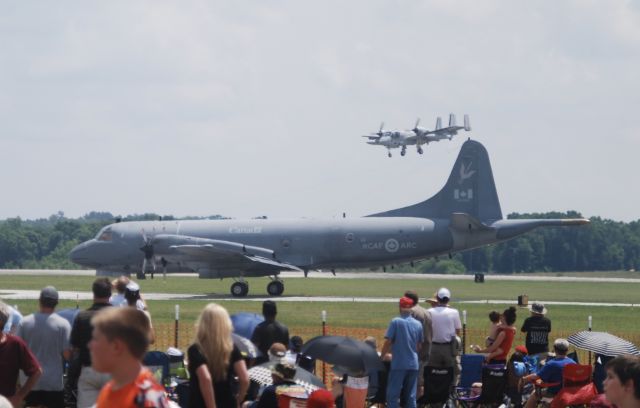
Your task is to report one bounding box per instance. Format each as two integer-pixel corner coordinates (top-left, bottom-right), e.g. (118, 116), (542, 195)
(0, 289), (637, 308)
(2, 269), (640, 283)
(1, 269), (638, 307)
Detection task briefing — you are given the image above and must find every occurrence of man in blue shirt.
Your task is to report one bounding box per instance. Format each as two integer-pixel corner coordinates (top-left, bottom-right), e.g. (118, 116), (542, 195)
(522, 338), (576, 408)
(381, 296), (424, 408)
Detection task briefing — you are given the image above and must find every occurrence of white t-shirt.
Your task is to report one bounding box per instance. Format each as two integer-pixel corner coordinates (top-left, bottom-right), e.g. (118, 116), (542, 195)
(428, 306), (462, 343)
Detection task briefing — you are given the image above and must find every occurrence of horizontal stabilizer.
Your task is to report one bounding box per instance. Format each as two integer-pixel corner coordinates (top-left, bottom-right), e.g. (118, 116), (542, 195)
(493, 218), (590, 240)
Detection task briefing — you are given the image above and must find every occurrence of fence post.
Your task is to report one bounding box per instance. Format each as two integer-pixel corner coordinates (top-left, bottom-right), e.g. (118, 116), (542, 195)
(588, 315), (592, 365)
(175, 304), (180, 348)
(462, 310), (467, 355)
(322, 310), (327, 385)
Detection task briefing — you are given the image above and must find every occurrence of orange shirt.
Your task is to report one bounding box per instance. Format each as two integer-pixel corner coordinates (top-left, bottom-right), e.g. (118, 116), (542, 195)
(96, 368), (169, 408)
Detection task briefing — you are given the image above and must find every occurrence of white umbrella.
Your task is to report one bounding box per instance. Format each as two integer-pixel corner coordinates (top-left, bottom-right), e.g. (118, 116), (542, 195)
(567, 331), (640, 357)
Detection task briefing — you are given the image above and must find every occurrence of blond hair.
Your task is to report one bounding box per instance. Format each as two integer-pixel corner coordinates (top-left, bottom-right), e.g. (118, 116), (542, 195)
(194, 303), (234, 381)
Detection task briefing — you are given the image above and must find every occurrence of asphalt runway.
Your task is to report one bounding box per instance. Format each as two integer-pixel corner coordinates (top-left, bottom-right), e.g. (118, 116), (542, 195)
(2, 269), (640, 283)
(1, 269), (638, 307)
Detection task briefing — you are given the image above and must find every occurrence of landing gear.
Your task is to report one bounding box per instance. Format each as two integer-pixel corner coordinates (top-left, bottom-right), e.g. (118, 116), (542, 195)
(230, 281), (249, 297)
(266, 279), (284, 296)
(387, 151), (392, 158)
(401, 147), (406, 156)
(136, 270), (146, 280)
(417, 147), (423, 154)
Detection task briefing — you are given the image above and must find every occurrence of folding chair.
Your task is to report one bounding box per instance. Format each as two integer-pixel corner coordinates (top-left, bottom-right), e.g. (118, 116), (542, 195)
(456, 364), (507, 408)
(143, 350), (170, 386)
(459, 354), (485, 388)
(418, 366), (454, 407)
(548, 364), (597, 408)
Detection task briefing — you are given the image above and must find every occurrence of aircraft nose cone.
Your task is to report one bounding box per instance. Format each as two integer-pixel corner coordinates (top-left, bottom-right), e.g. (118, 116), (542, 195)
(69, 243), (85, 263)
(69, 241), (95, 266)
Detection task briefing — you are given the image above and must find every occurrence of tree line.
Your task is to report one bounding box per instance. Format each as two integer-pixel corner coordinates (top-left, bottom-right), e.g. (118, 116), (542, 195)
(0, 211), (637, 273)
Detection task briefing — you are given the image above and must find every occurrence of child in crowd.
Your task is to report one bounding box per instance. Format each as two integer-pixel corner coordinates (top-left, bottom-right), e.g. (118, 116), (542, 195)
(90, 307), (169, 408)
(485, 310), (501, 347)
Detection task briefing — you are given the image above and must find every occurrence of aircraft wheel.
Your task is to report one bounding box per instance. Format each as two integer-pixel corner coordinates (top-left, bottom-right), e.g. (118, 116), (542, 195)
(231, 282), (249, 297)
(267, 280), (284, 296)
(401, 150), (406, 156)
(388, 152), (392, 158)
(136, 271), (146, 280)
(418, 148), (423, 154)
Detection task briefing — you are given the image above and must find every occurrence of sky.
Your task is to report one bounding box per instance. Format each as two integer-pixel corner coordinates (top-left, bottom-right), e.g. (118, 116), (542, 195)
(1, 1), (639, 222)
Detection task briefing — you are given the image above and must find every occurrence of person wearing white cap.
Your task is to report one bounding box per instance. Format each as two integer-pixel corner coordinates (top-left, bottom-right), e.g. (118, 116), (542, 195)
(426, 288), (462, 384)
(124, 281), (146, 311)
(17, 286), (72, 408)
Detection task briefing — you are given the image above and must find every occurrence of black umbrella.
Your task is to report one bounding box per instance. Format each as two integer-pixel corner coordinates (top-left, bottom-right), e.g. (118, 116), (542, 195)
(248, 361), (325, 394)
(567, 331), (640, 357)
(301, 335), (384, 374)
(232, 333), (261, 360)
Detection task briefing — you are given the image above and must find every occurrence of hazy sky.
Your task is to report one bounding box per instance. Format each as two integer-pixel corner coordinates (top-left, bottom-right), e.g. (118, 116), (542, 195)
(1, 1), (638, 222)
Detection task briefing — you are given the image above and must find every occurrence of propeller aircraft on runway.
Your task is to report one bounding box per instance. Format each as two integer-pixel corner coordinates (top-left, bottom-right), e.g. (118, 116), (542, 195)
(364, 114), (471, 157)
(70, 139), (588, 297)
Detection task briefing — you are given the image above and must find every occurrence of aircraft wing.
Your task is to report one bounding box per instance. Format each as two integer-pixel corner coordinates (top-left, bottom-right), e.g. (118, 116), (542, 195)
(169, 244), (303, 272)
(152, 234), (302, 272)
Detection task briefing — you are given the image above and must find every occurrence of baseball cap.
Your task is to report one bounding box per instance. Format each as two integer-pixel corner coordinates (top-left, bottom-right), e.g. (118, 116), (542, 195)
(437, 287), (451, 300)
(126, 281), (140, 292)
(553, 338), (569, 352)
(399, 296), (414, 309)
(40, 286), (59, 301)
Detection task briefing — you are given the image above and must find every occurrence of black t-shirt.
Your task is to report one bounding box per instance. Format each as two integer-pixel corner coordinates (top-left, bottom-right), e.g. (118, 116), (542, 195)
(70, 302), (111, 366)
(520, 315), (551, 354)
(251, 320), (289, 364)
(187, 343), (242, 408)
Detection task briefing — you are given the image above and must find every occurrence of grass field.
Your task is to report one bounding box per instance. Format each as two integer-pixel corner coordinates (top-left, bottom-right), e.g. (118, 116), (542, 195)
(2, 272), (639, 361)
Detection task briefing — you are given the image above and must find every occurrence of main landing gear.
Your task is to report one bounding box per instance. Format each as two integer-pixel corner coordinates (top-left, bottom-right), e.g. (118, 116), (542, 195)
(417, 146), (423, 154)
(267, 278), (285, 296)
(400, 147), (406, 156)
(230, 280), (249, 297)
(229, 277), (285, 297)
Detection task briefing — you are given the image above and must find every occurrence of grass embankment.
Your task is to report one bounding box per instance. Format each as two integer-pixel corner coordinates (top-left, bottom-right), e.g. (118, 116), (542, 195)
(2, 273), (639, 359)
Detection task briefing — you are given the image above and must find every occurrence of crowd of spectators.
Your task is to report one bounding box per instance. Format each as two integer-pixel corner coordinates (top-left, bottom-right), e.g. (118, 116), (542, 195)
(1, 281), (639, 408)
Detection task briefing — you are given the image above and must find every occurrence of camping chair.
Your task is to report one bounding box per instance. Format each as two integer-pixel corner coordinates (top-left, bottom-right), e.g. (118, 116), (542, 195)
(417, 366), (454, 407)
(531, 364), (597, 408)
(550, 364), (597, 408)
(143, 350), (170, 386)
(456, 364), (508, 408)
(459, 354), (485, 388)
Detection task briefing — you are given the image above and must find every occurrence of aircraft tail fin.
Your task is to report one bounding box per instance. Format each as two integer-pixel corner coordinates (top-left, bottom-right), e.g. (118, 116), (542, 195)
(464, 114), (471, 131)
(448, 113), (456, 127)
(435, 117), (442, 130)
(368, 139), (502, 222)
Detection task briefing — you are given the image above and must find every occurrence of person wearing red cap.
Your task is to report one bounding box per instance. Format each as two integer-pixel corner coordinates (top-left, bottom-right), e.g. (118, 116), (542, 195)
(307, 389), (335, 408)
(380, 297), (424, 408)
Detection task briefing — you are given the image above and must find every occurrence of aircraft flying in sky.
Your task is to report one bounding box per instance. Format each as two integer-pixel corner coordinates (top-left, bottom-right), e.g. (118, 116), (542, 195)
(364, 114), (471, 157)
(69, 139), (588, 297)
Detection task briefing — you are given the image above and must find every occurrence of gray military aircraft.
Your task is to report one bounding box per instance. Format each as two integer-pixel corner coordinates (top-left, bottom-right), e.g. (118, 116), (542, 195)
(364, 114), (471, 157)
(69, 140), (588, 297)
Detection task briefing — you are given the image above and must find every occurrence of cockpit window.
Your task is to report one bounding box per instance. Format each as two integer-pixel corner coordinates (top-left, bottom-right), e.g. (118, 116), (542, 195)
(96, 227), (113, 241)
